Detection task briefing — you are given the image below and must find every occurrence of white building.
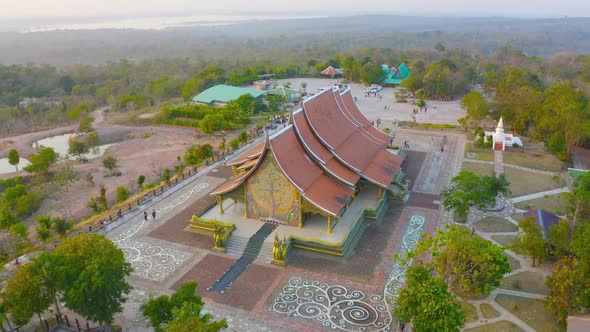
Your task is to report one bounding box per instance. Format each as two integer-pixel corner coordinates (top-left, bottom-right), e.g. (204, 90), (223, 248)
(484, 117), (523, 151)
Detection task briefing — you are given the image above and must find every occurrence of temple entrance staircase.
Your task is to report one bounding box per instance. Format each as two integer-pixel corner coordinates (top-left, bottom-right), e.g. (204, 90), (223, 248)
(208, 223), (277, 293)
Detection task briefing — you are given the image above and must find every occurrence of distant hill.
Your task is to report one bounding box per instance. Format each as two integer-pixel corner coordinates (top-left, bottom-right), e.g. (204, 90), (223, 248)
(1, 15), (589, 66)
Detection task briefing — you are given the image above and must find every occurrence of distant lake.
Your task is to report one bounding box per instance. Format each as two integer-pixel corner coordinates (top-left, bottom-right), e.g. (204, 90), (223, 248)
(25, 14), (325, 32)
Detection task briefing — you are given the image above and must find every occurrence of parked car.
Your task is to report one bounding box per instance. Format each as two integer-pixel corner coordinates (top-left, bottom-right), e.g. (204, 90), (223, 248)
(370, 84), (383, 91)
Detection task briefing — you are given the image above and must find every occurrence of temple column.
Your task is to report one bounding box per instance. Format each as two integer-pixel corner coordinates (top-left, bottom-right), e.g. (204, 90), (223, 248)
(217, 195), (224, 215)
(327, 215), (333, 234)
(298, 194), (303, 228)
(232, 166), (238, 175)
(378, 187), (384, 200)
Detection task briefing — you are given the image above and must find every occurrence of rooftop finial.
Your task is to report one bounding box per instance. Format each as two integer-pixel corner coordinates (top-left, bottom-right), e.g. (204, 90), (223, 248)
(497, 116), (504, 129)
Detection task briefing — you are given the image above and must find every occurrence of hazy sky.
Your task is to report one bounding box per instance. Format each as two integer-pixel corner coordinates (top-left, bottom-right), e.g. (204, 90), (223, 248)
(1, 0), (588, 19)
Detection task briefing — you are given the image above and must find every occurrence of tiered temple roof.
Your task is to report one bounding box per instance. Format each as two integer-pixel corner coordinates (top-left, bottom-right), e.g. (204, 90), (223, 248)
(210, 87), (403, 217)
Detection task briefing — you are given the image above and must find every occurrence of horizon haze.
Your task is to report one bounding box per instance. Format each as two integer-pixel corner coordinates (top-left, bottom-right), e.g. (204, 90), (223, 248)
(1, 0), (588, 20)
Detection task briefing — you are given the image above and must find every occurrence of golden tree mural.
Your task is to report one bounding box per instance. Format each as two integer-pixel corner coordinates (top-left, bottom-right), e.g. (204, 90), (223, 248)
(247, 155), (297, 221)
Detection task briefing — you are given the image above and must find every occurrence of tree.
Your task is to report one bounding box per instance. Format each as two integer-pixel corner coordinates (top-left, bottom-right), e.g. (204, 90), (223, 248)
(165, 302), (228, 332)
(394, 266), (465, 332)
(51, 217), (72, 237)
(4, 262), (53, 326)
(53, 233), (132, 331)
(68, 137), (89, 163)
(545, 256), (590, 325)
(102, 156), (119, 172)
(229, 138), (240, 151)
(141, 282), (226, 332)
(238, 131), (248, 143)
(536, 81), (590, 157)
(141, 296), (173, 332)
(434, 42), (446, 52)
(137, 175), (146, 190)
(53, 163), (77, 191)
(218, 137), (226, 152)
(441, 171), (510, 221)
(7, 149), (19, 172)
(511, 217), (548, 266)
(360, 62), (384, 84)
(98, 185), (107, 211)
(162, 169), (171, 183)
(414, 225), (511, 297)
(116, 186), (130, 203)
(184, 144), (213, 166)
(24, 147), (58, 177)
(461, 91), (489, 123)
(58, 75), (76, 95)
(199, 114), (226, 134)
(79, 117), (93, 132)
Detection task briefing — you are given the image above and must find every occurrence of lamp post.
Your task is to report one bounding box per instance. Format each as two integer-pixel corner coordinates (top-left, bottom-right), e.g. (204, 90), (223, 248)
(436, 74), (440, 100)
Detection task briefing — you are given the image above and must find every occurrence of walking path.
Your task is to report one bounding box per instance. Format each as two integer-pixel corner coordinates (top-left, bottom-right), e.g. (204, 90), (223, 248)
(509, 187), (570, 203)
(462, 158), (561, 176)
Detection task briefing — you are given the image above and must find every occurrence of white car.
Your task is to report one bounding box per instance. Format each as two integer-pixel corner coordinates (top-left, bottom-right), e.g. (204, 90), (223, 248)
(370, 84), (383, 91)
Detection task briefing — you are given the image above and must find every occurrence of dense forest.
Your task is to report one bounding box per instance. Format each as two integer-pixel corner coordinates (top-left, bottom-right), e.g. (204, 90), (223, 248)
(1, 42), (589, 157)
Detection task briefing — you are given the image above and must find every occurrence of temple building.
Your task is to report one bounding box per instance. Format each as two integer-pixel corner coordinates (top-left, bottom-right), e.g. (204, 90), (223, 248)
(484, 117), (523, 150)
(191, 87), (407, 258)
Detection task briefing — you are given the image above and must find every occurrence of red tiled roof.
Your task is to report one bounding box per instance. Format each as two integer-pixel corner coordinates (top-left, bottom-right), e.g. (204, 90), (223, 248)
(210, 142), (267, 195)
(339, 90), (392, 143)
(302, 88), (402, 187)
(321, 66), (339, 76)
(293, 110), (360, 186)
(270, 126), (353, 216)
(237, 158), (259, 170)
(209, 172), (248, 196)
(303, 89), (359, 149)
(226, 142), (265, 166)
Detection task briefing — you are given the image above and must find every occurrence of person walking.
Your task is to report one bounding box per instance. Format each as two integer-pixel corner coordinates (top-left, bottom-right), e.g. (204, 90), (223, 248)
(144, 211), (148, 222)
(151, 209), (156, 220)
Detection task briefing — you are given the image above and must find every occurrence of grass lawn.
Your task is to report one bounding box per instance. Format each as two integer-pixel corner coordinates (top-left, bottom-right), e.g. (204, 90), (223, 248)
(465, 321), (524, 332)
(461, 162), (564, 197)
(514, 194), (569, 216)
(491, 235), (518, 247)
(506, 254), (521, 271)
(475, 217), (518, 233)
(480, 303), (500, 319)
(461, 300), (479, 323)
(500, 271), (550, 295)
(464, 143), (564, 172)
(495, 295), (564, 332)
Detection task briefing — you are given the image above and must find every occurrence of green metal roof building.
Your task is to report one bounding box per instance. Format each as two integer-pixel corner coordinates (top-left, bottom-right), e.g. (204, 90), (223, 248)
(192, 84), (267, 105)
(382, 63), (410, 85)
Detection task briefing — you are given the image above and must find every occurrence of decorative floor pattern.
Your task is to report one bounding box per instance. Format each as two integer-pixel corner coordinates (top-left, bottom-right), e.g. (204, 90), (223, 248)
(112, 182), (210, 282)
(270, 214), (426, 331)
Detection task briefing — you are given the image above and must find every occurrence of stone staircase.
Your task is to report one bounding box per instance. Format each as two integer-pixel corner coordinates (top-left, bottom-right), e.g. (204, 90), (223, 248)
(208, 223), (278, 293)
(224, 235), (249, 257)
(242, 223), (277, 259)
(255, 241), (275, 264)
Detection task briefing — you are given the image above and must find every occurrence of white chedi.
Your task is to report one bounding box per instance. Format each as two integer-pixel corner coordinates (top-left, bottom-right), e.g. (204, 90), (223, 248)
(484, 117), (523, 151)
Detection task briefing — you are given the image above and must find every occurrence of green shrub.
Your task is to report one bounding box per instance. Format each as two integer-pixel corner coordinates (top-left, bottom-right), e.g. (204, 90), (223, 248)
(9, 222), (28, 237)
(116, 186), (130, 203)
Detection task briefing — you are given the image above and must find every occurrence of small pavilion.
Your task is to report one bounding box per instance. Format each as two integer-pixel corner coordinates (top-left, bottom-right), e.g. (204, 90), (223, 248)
(320, 66), (343, 78)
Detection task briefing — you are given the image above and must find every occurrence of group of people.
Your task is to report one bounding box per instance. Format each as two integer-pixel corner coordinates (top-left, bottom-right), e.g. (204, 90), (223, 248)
(144, 209), (157, 222)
